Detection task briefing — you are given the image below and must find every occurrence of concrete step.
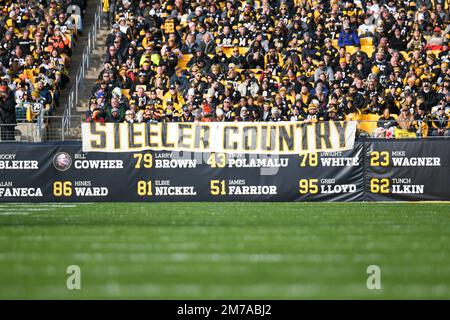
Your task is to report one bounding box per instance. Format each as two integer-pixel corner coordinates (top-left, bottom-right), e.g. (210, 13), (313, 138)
(92, 49), (105, 56)
(51, 8), (116, 137)
(86, 72), (100, 80)
(76, 107), (89, 114)
(78, 107), (89, 114)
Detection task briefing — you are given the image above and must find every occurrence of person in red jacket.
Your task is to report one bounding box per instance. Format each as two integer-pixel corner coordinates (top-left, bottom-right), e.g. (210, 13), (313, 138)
(86, 109), (105, 123)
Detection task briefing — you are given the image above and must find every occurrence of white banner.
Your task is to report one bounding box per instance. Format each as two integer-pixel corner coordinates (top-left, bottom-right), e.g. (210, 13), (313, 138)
(82, 121), (357, 154)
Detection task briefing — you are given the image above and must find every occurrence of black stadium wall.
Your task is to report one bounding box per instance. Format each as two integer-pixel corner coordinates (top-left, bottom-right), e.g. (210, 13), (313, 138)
(0, 139), (449, 202)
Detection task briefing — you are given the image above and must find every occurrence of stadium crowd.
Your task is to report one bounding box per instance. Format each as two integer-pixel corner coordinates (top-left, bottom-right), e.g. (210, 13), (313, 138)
(87, 1), (450, 136)
(0, 0), (87, 140)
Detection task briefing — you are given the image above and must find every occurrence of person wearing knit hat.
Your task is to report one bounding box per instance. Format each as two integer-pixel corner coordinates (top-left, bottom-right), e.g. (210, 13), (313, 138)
(303, 103), (319, 123)
(338, 21), (360, 47)
(307, 103), (317, 112)
(323, 105), (343, 121)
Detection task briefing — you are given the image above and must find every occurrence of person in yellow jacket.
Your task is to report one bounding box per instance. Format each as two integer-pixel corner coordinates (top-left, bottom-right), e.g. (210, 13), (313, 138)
(264, 47), (284, 72)
(163, 84), (185, 110)
(102, 0), (115, 27)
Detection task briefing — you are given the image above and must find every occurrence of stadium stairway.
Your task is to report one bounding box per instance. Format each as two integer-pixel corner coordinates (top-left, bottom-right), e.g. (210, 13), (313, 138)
(47, 1), (107, 140)
(76, 26), (110, 116)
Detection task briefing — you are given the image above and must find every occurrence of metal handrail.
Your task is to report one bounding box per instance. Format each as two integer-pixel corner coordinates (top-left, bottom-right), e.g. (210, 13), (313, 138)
(2, 120), (450, 142)
(63, 0), (102, 128)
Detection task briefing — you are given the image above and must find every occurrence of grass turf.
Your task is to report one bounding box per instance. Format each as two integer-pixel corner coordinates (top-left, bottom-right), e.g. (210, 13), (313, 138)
(0, 202), (449, 299)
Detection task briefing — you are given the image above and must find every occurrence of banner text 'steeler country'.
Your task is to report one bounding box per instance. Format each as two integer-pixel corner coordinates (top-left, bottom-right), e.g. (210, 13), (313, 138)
(81, 121), (357, 154)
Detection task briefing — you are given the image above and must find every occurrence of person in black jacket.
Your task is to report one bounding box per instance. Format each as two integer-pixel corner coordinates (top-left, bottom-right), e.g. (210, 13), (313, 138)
(0, 86), (17, 141)
(418, 80), (440, 112)
(389, 27), (407, 51)
(377, 108), (397, 130)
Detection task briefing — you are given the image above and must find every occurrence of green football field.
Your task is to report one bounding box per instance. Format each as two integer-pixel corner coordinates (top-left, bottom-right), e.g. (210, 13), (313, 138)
(0, 202), (449, 299)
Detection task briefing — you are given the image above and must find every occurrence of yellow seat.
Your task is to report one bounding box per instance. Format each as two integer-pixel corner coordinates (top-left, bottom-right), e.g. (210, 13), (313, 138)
(332, 39), (339, 49)
(361, 45), (375, 57)
(345, 113), (361, 122)
(345, 46), (357, 55)
(221, 46), (234, 57)
(177, 54), (192, 70)
(238, 47), (249, 55)
(358, 114), (380, 135)
(121, 89), (130, 100)
(360, 37), (373, 46)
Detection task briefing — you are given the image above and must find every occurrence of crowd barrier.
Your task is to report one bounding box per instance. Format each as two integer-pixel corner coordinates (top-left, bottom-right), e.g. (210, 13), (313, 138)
(0, 138), (449, 202)
(2, 114), (443, 143)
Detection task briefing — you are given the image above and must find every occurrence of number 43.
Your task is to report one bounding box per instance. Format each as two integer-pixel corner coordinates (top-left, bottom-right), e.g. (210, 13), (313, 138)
(207, 153), (226, 168)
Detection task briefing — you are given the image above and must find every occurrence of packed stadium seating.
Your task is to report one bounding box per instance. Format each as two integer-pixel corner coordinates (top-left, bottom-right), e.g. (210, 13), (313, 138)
(0, 0), (87, 130)
(45, 1), (450, 137)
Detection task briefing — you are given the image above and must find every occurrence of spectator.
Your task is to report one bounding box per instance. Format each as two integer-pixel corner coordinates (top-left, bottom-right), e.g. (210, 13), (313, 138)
(84, 0), (450, 137)
(198, 33), (216, 55)
(430, 106), (450, 136)
(377, 108), (397, 130)
(427, 27), (445, 50)
(86, 109), (105, 123)
(389, 28), (408, 51)
(418, 80), (440, 112)
(397, 106), (415, 132)
(338, 22), (360, 48)
(0, 0), (84, 123)
(0, 86), (17, 140)
(413, 105), (430, 137)
(181, 33), (199, 54)
(358, 16), (376, 38)
(124, 110), (137, 123)
(314, 61), (334, 83)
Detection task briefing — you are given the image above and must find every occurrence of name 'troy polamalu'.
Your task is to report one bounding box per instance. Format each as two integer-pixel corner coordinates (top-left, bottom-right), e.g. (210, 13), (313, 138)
(227, 157), (288, 168)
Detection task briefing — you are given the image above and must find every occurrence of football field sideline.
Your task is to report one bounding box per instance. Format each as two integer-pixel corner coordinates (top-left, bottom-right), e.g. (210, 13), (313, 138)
(0, 202), (449, 299)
